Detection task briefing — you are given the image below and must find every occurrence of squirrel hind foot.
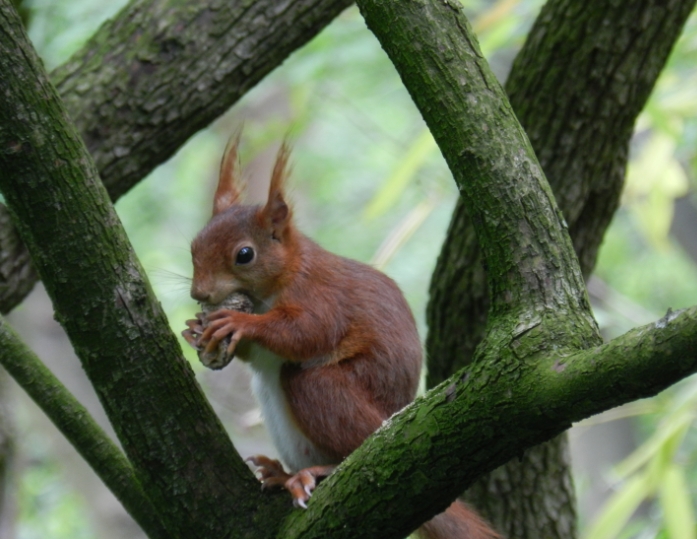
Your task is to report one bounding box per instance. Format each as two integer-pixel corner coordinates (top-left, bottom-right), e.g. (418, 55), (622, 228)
(246, 455), (336, 509)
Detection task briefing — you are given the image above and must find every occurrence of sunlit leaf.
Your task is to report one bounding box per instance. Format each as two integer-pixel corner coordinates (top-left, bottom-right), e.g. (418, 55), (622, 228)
(583, 474), (652, 539)
(614, 409), (692, 480)
(472, 0), (519, 33)
(370, 197), (439, 270)
(659, 464), (696, 539)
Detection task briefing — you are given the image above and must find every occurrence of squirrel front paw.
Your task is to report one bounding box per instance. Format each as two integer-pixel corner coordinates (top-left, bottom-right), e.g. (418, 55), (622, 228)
(182, 313), (205, 350)
(181, 314), (230, 369)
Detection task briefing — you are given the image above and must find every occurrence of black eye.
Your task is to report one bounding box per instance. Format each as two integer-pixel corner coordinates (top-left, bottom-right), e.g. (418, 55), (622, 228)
(235, 246), (255, 265)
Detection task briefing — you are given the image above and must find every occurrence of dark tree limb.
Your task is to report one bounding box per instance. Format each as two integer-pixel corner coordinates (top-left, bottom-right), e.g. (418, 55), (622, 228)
(0, 0), (352, 314)
(2, 0), (695, 537)
(53, 0), (353, 200)
(427, 0), (697, 396)
(355, 0), (598, 341)
(0, 206), (37, 314)
(0, 2), (292, 536)
(0, 316), (168, 539)
(280, 306), (697, 538)
(425, 0), (696, 534)
(272, 0), (697, 537)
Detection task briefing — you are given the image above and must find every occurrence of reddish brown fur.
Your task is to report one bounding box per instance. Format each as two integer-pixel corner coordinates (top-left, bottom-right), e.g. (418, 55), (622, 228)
(213, 133), (244, 216)
(188, 142), (500, 538)
(419, 501), (501, 539)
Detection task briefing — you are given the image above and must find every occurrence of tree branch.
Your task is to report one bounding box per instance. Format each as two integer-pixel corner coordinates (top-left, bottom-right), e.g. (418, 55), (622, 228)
(426, 0), (697, 392)
(423, 0), (696, 533)
(0, 316), (168, 539)
(0, 0), (352, 314)
(0, 2), (291, 536)
(280, 308), (697, 539)
(53, 0), (353, 200)
(0, 205), (37, 313)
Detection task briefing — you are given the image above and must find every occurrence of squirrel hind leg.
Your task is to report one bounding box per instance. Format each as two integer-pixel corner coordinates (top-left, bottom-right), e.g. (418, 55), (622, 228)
(418, 500), (501, 539)
(246, 455), (335, 509)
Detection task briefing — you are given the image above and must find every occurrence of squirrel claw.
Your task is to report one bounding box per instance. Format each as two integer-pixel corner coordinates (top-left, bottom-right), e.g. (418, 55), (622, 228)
(181, 325), (202, 350)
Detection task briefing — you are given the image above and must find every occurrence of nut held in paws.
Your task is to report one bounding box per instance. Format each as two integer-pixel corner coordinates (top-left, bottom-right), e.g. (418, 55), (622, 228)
(198, 292), (254, 369)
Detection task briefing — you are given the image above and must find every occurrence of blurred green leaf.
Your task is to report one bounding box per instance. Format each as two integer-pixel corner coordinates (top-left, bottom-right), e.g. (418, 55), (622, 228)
(583, 474), (653, 539)
(660, 464), (696, 539)
(363, 129), (437, 220)
(624, 131), (689, 248)
(614, 409), (692, 480)
(370, 196), (438, 270)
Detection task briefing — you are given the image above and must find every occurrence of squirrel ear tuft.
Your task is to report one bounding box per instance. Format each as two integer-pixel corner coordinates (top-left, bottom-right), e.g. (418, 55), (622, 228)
(213, 131), (245, 216)
(262, 142), (292, 234)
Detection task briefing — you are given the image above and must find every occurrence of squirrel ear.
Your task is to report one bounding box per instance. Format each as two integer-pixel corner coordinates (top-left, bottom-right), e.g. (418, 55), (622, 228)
(262, 142), (292, 234)
(213, 132), (244, 216)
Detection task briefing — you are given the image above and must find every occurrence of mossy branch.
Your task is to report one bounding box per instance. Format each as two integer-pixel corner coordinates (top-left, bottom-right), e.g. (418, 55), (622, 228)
(280, 307), (697, 539)
(53, 0), (353, 200)
(0, 2), (291, 536)
(0, 316), (168, 539)
(424, 0), (695, 532)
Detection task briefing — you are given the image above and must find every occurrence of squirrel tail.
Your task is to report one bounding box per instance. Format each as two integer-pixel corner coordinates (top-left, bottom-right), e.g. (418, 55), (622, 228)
(418, 500), (501, 539)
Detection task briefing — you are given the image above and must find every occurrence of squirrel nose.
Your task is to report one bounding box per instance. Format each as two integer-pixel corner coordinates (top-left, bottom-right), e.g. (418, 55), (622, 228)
(190, 285), (211, 303)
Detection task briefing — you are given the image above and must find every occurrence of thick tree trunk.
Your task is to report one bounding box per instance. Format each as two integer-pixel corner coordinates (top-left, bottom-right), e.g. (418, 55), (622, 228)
(0, 2), (292, 536)
(426, 0), (696, 535)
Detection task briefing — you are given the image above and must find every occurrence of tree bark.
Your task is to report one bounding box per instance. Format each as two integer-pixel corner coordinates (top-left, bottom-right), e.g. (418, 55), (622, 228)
(0, 2), (291, 536)
(0, 0), (352, 314)
(0, 207), (37, 314)
(425, 0), (696, 535)
(52, 0), (353, 201)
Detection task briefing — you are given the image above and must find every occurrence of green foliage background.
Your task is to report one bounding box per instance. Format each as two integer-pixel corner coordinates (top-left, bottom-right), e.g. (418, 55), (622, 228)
(8, 0), (697, 537)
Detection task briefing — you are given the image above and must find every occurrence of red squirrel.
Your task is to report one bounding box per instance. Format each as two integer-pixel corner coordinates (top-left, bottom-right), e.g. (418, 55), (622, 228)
(182, 138), (500, 539)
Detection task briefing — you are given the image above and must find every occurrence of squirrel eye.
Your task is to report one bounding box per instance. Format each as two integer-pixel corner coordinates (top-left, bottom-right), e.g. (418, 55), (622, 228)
(235, 246), (255, 265)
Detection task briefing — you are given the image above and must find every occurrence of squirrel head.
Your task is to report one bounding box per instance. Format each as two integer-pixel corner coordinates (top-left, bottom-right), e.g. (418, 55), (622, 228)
(190, 137), (297, 304)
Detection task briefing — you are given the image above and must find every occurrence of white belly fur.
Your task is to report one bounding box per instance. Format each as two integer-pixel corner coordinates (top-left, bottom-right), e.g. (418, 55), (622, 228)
(247, 344), (334, 472)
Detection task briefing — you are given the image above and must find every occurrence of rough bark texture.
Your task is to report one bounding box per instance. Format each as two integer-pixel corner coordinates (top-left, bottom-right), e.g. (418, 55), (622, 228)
(464, 433), (576, 538)
(0, 316), (168, 539)
(0, 0), (352, 314)
(0, 2), (291, 536)
(425, 0), (696, 535)
(0, 205), (37, 314)
(344, 4), (602, 537)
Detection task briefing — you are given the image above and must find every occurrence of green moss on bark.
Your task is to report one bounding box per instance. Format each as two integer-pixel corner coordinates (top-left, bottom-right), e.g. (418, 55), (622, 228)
(0, 2), (290, 536)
